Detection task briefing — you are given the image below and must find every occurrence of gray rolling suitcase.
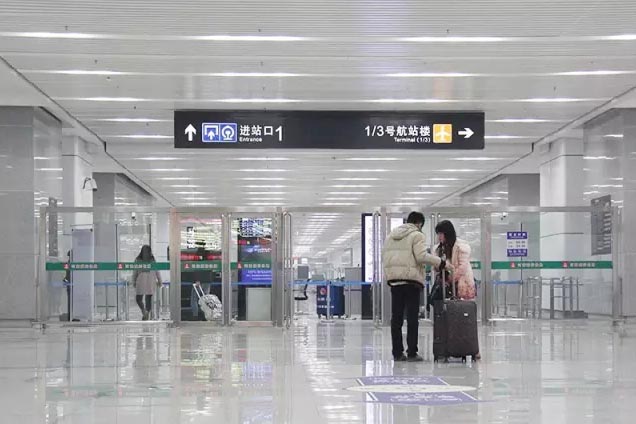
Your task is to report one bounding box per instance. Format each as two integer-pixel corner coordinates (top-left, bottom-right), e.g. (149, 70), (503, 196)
(433, 267), (479, 362)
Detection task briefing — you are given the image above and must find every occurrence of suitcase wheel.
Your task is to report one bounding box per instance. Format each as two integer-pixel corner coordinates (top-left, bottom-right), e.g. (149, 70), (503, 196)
(461, 356), (467, 363)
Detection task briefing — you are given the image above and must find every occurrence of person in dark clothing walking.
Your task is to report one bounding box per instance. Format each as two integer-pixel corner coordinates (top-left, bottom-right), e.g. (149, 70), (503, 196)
(382, 212), (450, 362)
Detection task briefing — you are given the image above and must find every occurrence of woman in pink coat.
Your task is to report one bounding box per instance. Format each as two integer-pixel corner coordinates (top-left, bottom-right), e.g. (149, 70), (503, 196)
(435, 220), (480, 359)
(435, 220), (476, 300)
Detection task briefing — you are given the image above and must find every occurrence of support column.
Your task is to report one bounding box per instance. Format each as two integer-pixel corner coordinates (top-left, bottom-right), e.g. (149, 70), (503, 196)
(0, 108), (37, 320)
(539, 137), (587, 312)
(61, 136), (94, 252)
(620, 110), (636, 316)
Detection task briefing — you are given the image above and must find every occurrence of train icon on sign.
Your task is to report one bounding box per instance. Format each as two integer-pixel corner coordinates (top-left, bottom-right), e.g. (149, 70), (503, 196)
(202, 123), (237, 143)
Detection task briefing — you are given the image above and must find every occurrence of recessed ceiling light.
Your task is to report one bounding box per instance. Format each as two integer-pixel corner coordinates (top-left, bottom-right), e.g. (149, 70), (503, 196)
(436, 169), (480, 173)
(142, 169), (187, 172)
(181, 197), (215, 201)
(188, 35), (310, 42)
(213, 72), (302, 77)
(0, 31), (102, 39)
(485, 135), (534, 140)
(24, 69), (127, 76)
(599, 34), (636, 41)
(242, 185), (287, 188)
(220, 98), (300, 104)
(0, 32), (312, 42)
(403, 191), (439, 195)
(85, 118), (170, 123)
(343, 157), (402, 161)
(553, 70), (635, 76)
(369, 98), (456, 104)
(327, 192), (369, 195)
(487, 118), (562, 123)
(245, 191), (287, 195)
(229, 157), (293, 161)
(155, 177), (197, 180)
(400, 36), (508, 43)
(247, 198), (286, 201)
(604, 134), (624, 138)
(330, 185), (374, 188)
(239, 177), (288, 181)
(137, 157), (181, 160)
(519, 97), (601, 103)
(333, 178), (381, 181)
(338, 169), (389, 172)
(324, 197), (362, 201)
(36, 168), (63, 171)
(65, 97), (147, 102)
(385, 72), (478, 78)
(107, 135), (172, 139)
(172, 191), (207, 194)
(450, 157), (505, 161)
(471, 202), (493, 206)
(235, 169), (288, 172)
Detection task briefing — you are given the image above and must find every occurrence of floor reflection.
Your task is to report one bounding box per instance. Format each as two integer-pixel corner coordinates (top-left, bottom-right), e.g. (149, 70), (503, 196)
(0, 319), (633, 423)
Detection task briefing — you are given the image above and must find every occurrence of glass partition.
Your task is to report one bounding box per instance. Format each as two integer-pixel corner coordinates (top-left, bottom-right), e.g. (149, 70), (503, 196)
(231, 215), (274, 323)
(42, 208), (170, 322)
(489, 210), (613, 320)
(177, 214), (223, 323)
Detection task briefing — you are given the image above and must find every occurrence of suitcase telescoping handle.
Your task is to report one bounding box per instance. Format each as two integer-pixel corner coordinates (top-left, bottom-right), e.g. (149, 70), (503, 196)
(441, 255), (447, 301)
(440, 255), (456, 300)
(193, 282), (204, 300)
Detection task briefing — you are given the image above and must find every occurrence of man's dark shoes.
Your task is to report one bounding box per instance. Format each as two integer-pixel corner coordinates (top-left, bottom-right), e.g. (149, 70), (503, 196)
(394, 354), (408, 362)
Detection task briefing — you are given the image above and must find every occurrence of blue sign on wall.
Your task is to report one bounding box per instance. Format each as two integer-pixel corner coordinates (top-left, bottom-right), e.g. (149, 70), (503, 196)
(507, 231), (528, 257)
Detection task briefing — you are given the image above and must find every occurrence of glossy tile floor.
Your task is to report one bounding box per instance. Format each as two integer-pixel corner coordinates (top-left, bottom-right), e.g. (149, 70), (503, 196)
(0, 318), (634, 423)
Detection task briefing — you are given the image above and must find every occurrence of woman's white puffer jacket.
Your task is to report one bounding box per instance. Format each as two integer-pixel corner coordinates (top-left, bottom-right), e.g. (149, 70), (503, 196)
(382, 223), (442, 287)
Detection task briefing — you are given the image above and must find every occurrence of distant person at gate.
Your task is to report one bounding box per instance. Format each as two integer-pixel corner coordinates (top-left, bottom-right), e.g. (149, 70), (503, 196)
(132, 245), (163, 321)
(383, 212), (450, 362)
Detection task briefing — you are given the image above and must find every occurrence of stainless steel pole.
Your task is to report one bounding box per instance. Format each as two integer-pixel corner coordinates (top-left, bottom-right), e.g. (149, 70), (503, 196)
(168, 208), (181, 325)
(611, 206), (623, 325)
(222, 213), (232, 326)
(480, 212), (493, 324)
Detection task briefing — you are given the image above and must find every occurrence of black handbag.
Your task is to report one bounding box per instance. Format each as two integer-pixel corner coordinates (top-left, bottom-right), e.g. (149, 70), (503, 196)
(428, 273), (454, 305)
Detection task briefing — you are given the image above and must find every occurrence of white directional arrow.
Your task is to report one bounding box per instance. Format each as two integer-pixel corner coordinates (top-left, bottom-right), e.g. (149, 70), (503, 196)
(458, 128), (474, 139)
(185, 124), (197, 142)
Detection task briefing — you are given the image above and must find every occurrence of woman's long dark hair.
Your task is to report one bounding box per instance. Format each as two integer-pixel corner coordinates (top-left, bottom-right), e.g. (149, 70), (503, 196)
(136, 245), (155, 262)
(435, 220), (457, 259)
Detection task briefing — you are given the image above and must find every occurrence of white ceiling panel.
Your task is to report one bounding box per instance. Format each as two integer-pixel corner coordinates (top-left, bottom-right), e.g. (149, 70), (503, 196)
(0, 0), (634, 224)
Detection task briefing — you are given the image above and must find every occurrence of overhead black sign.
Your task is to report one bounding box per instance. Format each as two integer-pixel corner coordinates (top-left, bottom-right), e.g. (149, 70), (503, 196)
(591, 195), (612, 255)
(174, 110), (484, 149)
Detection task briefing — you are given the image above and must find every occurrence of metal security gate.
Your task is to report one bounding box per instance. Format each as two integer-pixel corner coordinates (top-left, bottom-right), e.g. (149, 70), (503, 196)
(37, 205), (623, 327)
